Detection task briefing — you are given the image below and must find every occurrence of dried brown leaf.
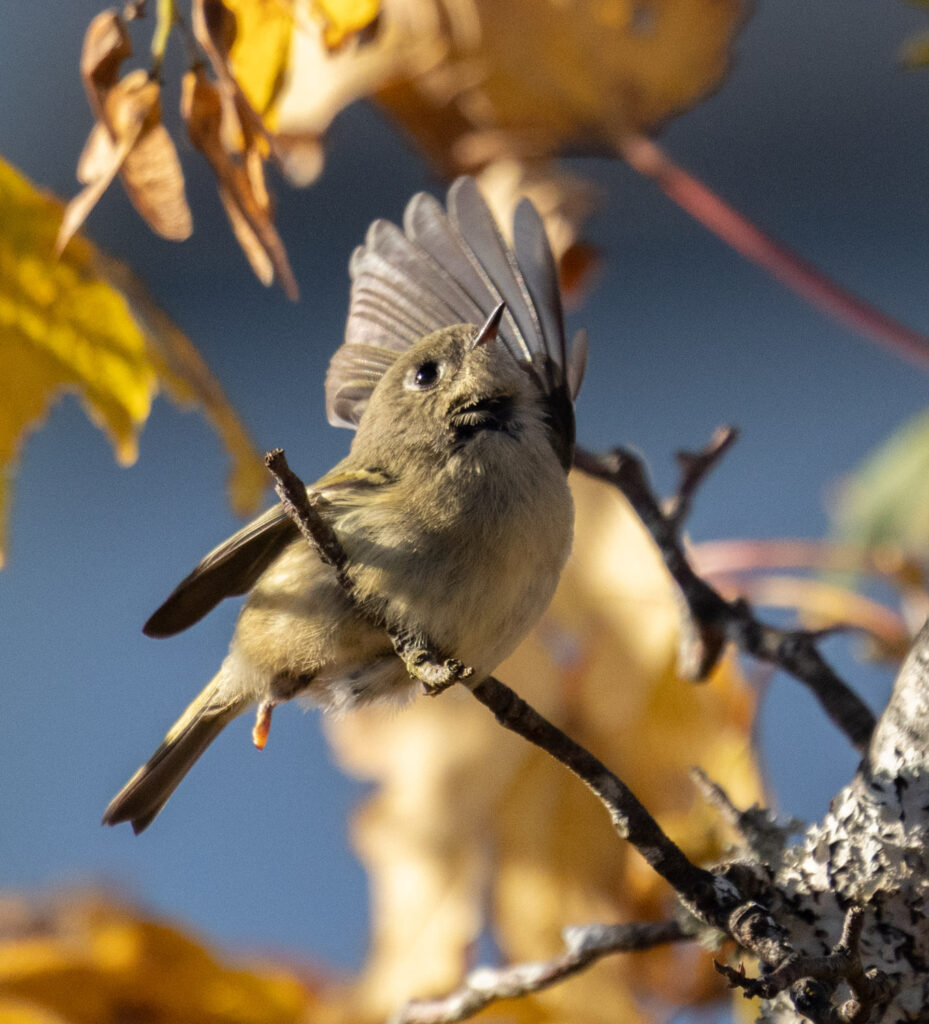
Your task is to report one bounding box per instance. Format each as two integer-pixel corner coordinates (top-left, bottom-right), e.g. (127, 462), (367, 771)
(75, 122), (117, 185)
(55, 131), (137, 257)
(64, 46), (192, 253)
(79, 7), (132, 117)
(55, 74), (158, 256)
(104, 71), (192, 241)
(181, 68), (298, 299)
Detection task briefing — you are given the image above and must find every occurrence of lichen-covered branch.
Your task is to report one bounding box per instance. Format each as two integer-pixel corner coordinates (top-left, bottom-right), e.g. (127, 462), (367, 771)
(866, 617), (929, 777)
(391, 921), (688, 1024)
(717, 907), (892, 1022)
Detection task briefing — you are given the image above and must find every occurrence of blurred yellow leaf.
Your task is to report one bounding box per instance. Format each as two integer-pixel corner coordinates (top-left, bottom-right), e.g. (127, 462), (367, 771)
(0, 893), (321, 1024)
(269, 0), (744, 295)
(314, 0), (381, 48)
(326, 472), (762, 1022)
(0, 156), (265, 564)
(276, 0), (744, 157)
(224, 0), (295, 116)
(900, 3), (929, 69)
(211, 0), (382, 119)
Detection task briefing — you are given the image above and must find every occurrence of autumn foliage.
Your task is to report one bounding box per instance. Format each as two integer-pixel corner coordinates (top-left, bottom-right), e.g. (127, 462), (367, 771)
(4, 0), (929, 1022)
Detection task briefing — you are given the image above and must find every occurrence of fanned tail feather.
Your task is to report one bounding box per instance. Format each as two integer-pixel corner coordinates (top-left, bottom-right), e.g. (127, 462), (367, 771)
(326, 177), (581, 430)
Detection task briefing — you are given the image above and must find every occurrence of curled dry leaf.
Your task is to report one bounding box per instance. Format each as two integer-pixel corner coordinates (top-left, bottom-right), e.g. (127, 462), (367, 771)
(80, 7), (132, 116)
(58, 11), (191, 255)
(105, 71), (193, 241)
(0, 157), (264, 564)
(190, 0), (306, 296)
(326, 472), (762, 1022)
(181, 67), (299, 300)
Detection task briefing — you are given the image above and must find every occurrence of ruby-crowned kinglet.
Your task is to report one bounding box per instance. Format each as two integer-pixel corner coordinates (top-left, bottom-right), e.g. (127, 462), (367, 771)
(103, 177), (588, 833)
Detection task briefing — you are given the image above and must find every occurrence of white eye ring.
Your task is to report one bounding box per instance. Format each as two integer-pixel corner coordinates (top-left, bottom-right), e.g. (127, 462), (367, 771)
(404, 360), (443, 391)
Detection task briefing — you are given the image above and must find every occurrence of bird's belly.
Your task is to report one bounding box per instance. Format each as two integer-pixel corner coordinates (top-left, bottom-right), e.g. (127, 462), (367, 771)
(347, 475), (574, 680)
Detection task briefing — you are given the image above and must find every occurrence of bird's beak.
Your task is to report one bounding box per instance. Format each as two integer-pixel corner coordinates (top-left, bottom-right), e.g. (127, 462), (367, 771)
(470, 301), (506, 349)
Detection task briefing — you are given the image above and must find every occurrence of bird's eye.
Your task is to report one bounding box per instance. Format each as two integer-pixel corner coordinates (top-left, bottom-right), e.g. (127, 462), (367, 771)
(406, 360), (442, 391)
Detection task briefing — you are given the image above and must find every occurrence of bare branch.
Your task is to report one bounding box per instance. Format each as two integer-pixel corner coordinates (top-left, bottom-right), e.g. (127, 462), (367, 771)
(265, 448), (351, 584)
(265, 449), (749, 925)
(574, 439), (876, 752)
(391, 921), (689, 1024)
(666, 425), (738, 528)
(265, 445), (877, 1023)
(618, 132), (929, 373)
(469, 676), (732, 922)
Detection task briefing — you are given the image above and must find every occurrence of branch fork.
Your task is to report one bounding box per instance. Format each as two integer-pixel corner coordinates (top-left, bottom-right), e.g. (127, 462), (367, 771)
(574, 433), (876, 752)
(716, 907), (892, 1023)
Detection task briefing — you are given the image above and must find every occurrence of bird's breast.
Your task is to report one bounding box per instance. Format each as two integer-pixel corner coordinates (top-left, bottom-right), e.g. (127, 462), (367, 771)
(344, 437), (574, 679)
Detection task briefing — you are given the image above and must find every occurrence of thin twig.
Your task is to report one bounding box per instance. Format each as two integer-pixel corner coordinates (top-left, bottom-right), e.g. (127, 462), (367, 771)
(391, 921), (689, 1024)
(574, 439), (876, 752)
(689, 766), (802, 862)
(666, 425), (738, 528)
(265, 449), (352, 586)
(619, 132), (929, 373)
(470, 677), (731, 922)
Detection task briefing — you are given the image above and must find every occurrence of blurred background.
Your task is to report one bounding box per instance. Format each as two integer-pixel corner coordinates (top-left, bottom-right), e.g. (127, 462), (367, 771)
(2, 0), (929, 1006)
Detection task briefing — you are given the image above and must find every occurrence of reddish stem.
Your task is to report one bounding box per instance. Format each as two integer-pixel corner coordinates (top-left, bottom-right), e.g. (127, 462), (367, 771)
(619, 133), (929, 371)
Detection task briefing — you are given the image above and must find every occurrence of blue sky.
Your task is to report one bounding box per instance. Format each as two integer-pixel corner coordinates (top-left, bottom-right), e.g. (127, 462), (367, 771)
(2, 0), (929, 982)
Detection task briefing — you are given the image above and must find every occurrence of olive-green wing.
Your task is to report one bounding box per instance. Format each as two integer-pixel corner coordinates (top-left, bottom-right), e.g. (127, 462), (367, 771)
(143, 505), (297, 637)
(143, 467), (395, 638)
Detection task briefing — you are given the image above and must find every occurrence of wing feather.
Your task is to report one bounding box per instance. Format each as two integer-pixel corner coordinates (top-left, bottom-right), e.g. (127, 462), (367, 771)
(143, 505), (297, 637)
(144, 469), (396, 636)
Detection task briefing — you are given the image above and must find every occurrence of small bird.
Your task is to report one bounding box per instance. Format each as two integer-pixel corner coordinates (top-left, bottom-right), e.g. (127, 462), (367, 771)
(102, 177), (588, 833)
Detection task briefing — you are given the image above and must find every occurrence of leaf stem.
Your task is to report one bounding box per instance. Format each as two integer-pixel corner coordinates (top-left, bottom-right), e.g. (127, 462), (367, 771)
(149, 0), (176, 79)
(618, 132), (929, 372)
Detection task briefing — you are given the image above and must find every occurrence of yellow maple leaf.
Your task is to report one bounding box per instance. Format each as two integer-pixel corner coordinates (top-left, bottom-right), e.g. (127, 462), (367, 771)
(314, 0), (381, 49)
(221, 0), (382, 128)
(224, 0), (296, 118)
(327, 471), (762, 1022)
(0, 156), (266, 565)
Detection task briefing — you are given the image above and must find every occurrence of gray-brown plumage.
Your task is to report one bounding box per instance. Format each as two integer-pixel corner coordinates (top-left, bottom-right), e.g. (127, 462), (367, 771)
(102, 178), (587, 833)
